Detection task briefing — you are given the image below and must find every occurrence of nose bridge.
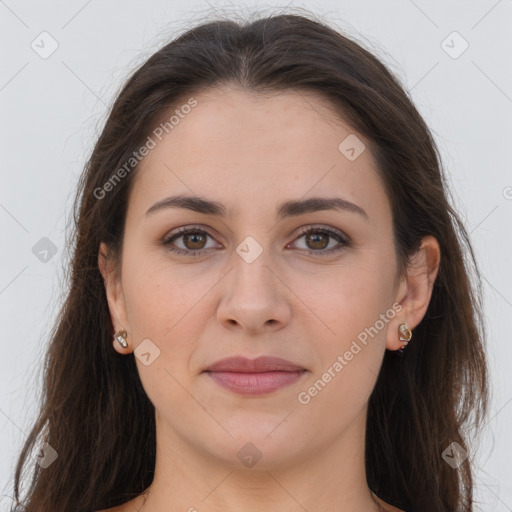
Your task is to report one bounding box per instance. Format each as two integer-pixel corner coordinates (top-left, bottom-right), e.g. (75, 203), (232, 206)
(216, 232), (291, 331)
(230, 234), (276, 299)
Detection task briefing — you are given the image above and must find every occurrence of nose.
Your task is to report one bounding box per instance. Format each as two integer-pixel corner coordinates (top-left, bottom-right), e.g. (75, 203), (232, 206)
(216, 249), (292, 334)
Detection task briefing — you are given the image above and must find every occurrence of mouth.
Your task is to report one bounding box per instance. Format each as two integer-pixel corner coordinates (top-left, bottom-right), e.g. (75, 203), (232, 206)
(203, 355), (307, 395)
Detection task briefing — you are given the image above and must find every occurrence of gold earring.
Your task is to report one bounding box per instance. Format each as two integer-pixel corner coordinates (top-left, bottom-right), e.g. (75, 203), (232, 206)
(398, 323), (412, 350)
(114, 330), (128, 349)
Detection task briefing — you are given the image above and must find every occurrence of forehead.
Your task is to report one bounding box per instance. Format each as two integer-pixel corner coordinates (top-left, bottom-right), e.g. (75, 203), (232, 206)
(128, 86), (390, 225)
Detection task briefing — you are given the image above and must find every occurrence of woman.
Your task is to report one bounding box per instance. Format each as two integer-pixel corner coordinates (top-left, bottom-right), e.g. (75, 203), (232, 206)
(11, 10), (488, 512)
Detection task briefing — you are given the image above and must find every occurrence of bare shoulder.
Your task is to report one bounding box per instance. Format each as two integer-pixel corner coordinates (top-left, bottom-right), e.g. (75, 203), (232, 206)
(95, 499), (137, 512)
(373, 493), (406, 512)
(95, 492), (146, 512)
(383, 504), (405, 512)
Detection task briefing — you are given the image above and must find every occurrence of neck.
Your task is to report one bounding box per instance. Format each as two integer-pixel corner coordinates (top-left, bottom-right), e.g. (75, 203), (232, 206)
(139, 406), (384, 512)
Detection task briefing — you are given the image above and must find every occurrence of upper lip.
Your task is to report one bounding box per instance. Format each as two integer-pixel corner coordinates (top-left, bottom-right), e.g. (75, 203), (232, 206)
(204, 356), (305, 373)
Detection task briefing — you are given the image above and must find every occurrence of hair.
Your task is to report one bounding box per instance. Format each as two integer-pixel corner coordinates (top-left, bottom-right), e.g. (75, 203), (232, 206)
(11, 9), (488, 512)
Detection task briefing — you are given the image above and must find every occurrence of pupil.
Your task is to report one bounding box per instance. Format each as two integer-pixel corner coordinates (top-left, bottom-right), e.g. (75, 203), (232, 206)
(185, 233), (205, 249)
(307, 233), (328, 250)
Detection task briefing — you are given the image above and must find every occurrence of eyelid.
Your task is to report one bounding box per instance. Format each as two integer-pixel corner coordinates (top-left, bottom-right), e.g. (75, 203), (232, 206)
(162, 224), (223, 249)
(288, 225), (350, 254)
(294, 224), (349, 243)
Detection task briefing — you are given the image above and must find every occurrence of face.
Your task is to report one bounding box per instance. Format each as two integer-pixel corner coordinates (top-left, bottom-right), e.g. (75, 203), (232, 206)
(101, 86), (408, 470)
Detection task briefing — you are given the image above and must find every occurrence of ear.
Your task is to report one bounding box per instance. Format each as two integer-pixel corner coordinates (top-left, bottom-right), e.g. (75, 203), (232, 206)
(98, 242), (131, 353)
(386, 235), (441, 351)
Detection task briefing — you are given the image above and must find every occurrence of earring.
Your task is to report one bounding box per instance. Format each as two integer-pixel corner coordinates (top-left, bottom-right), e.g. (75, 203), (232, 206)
(398, 323), (412, 353)
(114, 330), (128, 349)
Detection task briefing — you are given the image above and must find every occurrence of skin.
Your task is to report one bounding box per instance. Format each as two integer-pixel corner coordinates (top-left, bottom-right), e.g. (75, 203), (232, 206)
(98, 86), (440, 512)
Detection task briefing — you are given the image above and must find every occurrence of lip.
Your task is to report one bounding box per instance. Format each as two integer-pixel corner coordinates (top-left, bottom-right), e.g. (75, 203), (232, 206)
(203, 356), (307, 395)
(204, 355), (305, 372)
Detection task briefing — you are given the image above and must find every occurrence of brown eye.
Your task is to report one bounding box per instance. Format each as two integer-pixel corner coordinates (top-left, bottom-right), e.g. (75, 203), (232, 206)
(305, 231), (330, 250)
(290, 226), (350, 256)
(182, 232), (207, 250)
(163, 227), (219, 255)
(163, 225), (350, 257)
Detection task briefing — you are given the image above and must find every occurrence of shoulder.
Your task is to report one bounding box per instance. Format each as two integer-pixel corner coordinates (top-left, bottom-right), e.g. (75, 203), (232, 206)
(373, 492), (406, 512)
(95, 505), (127, 512)
(96, 492), (145, 512)
(96, 496), (142, 512)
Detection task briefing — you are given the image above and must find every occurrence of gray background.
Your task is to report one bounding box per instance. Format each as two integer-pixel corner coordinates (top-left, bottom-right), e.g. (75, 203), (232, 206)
(1, 0), (511, 510)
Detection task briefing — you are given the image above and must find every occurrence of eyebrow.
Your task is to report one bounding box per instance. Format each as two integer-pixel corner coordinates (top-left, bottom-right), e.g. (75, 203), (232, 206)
(145, 195), (368, 220)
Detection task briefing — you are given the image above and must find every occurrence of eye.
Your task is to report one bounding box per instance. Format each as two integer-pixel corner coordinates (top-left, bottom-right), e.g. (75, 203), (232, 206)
(162, 226), (220, 256)
(162, 225), (350, 257)
(288, 225), (350, 256)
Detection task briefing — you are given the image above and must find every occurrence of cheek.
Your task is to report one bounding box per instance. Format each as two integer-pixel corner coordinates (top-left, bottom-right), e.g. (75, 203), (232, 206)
(121, 246), (184, 338)
(297, 264), (393, 422)
(121, 249), (220, 365)
(311, 254), (395, 340)
(301, 255), (396, 413)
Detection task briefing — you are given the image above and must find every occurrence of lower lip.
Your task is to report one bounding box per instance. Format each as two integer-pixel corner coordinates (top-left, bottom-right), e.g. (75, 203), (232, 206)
(206, 370), (307, 395)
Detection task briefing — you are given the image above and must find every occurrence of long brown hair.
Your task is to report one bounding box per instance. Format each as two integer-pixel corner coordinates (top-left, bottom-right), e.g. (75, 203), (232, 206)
(11, 9), (488, 512)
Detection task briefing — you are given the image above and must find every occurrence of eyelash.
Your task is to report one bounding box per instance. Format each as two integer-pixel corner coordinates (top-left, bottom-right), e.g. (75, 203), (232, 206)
(162, 225), (350, 257)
